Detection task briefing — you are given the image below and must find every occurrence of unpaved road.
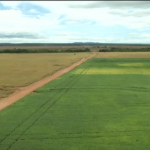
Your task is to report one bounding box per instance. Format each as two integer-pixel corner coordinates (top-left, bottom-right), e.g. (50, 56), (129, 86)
(0, 53), (97, 111)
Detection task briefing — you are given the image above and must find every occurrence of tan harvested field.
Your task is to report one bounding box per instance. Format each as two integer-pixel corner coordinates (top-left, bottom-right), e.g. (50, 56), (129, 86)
(0, 52), (91, 99)
(96, 52), (150, 58)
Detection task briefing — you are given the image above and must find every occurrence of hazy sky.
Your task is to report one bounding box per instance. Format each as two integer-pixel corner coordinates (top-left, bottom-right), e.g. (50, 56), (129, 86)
(0, 1), (150, 43)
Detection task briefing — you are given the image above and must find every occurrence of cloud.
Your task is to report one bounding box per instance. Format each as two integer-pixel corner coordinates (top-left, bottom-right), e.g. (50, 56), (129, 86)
(58, 14), (66, 20)
(0, 8), (63, 34)
(0, 1), (150, 43)
(109, 9), (150, 18)
(0, 31), (47, 39)
(16, 2), (50, 18)
(121, 32), (150, 43)
(54, 31), (87, 37)
(68, 1), (150, 9)
(60, 19), (96, 25)
(0, 1), (11, 10)
(141, 33), (150, 38)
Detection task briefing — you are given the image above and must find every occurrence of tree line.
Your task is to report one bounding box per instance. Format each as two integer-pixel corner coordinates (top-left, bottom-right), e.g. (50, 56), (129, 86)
(0, 48), (90, 53)
(99, 47), (150, 52)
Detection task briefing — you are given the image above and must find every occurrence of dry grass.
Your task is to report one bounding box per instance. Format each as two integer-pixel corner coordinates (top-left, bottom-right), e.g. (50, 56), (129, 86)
(96, 52), (150, 58)
(0, 52), (91, 98)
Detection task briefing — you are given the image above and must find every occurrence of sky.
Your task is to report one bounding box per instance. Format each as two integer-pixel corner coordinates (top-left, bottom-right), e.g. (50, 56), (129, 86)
(0, 1), (150, 43)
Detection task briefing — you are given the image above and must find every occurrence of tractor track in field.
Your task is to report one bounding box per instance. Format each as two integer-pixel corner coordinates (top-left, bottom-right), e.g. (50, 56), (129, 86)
(0, 52), (97, 111)
(0, 53), (94, 149)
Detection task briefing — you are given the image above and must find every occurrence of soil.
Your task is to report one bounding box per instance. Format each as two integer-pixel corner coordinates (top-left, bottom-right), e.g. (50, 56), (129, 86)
(0, 52), (97, 111)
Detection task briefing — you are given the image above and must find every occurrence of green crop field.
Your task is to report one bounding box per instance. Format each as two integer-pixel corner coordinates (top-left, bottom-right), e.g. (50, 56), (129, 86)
(1, 58), (150, 149)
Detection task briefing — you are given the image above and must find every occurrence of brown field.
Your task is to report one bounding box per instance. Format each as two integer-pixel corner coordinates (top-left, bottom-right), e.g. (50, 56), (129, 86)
(0, 52), (91, 99)
(96, 52), (150, 58)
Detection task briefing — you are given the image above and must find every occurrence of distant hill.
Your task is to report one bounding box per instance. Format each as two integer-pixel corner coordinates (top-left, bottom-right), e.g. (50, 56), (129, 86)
(0, 42), (150, 46)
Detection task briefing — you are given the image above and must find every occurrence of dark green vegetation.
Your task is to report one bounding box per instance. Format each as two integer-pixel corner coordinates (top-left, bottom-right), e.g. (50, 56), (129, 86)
(1, 58), (150, 149)
(0, 48), (90, 53)
(100, 47), (150, 52)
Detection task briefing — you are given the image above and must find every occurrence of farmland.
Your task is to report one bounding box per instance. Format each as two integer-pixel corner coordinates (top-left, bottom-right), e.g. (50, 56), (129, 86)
(1, 56), (150, 149)
(96, 52), (150, 58)
(0, 53), (91, 99)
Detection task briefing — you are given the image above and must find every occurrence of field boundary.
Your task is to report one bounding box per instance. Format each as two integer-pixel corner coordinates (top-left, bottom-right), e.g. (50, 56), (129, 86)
(0, 52), (97, 111)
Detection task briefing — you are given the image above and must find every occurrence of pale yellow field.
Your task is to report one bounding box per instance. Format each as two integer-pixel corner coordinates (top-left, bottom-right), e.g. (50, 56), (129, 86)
(117, 63), (144, 67)
(74, 61), (150, 75)
(74, 68), (150, 75)
(96, 52), (150, 58)
(0, 53), (91, 98)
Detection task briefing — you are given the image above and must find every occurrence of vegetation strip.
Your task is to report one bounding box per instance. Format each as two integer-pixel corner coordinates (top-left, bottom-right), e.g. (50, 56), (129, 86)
(99, 47), (150, 52)
(0, 48), (90, 53)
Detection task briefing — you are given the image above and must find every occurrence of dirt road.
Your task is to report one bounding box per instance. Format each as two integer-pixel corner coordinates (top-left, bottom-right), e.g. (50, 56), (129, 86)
(0, 52), (97, 111)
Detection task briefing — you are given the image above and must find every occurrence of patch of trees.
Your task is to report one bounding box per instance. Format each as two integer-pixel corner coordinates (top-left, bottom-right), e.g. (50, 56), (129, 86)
(0, 48), (90, 53)
(99, 47), (150, 52)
